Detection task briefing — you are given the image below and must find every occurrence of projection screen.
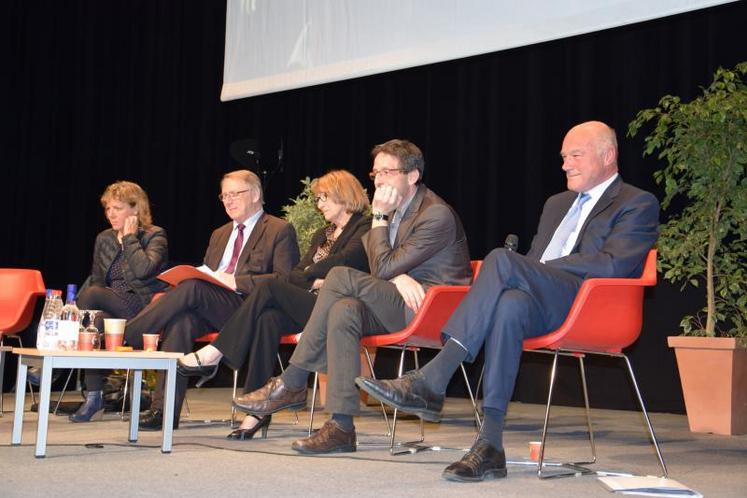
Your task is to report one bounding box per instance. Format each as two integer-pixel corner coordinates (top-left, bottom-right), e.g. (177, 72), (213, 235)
(221, 0), (733, 101)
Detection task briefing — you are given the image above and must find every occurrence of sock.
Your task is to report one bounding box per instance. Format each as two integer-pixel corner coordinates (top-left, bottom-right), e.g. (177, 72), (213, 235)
(281, 364), (310, 390)
(331, 413), (354, 432)
(419, 339), (469, 393)
(478, 407), (506, 449)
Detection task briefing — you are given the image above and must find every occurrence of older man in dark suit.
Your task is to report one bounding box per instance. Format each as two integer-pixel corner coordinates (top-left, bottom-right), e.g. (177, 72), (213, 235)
(233, 139), (473, 453)
(126, 169), (299, 430)
(358, 121), (660, 482)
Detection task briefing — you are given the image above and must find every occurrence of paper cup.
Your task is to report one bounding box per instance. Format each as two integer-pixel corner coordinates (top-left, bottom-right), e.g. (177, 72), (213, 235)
(529, 441), (542, 462)
(105, 333), (124, 351)
(142, 333), (160, 352)
(78, 331), (97, 351)
(103, 318), (126, 335)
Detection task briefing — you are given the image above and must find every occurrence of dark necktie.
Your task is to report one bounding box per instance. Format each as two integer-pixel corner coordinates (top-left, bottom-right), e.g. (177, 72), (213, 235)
(225, 223), (245, 274)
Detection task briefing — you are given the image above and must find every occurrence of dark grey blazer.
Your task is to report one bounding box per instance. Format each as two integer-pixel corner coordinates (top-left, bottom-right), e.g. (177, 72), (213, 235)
(88, 225), (169, 307)
(203, 212), (300, 295)
(363, 184), (472, 289)
(527, 176), (660, 279)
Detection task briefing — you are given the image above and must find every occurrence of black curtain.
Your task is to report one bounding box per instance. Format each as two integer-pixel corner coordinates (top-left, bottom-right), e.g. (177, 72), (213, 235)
(2, 1), (745, 412)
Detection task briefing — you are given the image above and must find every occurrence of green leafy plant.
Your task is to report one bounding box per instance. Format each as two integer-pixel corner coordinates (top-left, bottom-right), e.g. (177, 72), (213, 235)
(282, 177), (326, 255)
(628, 62), (747, 337)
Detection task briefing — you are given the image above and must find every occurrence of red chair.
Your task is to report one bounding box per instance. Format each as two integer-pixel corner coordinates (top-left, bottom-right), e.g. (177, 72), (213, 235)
(521, 249), (667, 478)
(0, 269), (46, 416)
(356, 260), (483, 454)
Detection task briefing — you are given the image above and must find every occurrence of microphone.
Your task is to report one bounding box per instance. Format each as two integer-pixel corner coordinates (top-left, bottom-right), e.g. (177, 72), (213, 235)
(504, 234), (519, 252)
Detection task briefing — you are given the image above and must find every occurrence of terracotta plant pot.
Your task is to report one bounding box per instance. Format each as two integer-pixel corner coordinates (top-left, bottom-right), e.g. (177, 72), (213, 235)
(668, 336), (747, 435)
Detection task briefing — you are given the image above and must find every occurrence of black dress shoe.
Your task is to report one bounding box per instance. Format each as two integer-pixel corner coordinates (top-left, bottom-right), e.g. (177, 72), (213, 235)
(233, 377), (307, 416)
(355, 370), (444, 422)
(139, 409), (180, 431)
(442, 439), (507, 482)
(226, 415), (271, 440)
(177, 353), (219, 387)
(291, 420), (356, 454)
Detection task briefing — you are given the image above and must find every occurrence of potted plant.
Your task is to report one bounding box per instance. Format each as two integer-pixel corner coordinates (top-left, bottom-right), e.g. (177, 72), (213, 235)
(628, 62), (747, 435)
(282, 177), (326, 255)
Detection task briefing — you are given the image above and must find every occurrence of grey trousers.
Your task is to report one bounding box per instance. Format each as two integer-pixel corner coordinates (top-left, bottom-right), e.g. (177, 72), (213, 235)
(289, 266), (407, 415)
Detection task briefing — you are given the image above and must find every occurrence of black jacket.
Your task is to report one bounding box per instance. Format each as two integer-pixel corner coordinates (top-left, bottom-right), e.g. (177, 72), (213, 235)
(287, 212), (371, 290)
(87, 225), (169, 307)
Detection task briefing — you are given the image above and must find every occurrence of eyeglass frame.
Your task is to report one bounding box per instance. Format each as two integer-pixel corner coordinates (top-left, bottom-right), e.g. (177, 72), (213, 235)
(314, 192), (329, 203)
(368, 168), (407, 181)
(218, 189), (251, 202)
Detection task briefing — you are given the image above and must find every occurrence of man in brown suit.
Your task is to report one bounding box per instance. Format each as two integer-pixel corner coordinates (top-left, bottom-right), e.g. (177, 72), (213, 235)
(233, 140), (472, 453)
(126, 169), (299, 430)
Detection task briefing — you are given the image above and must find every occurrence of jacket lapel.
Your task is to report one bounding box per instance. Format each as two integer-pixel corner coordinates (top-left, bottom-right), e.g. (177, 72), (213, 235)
(393, 185), (426, 248)
(572, 176), (622, 251)
(330, 212), (363, 255)
(534, 192), (576, 256)
(236, 213), (267, 268)
(206, 223), (232, 269)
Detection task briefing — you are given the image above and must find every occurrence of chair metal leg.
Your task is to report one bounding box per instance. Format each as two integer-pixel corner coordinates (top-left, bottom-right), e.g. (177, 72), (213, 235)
(577, 355), (597, 465)
(120, 369), (130, 420)
(276, 352), (299, 424)
(622, 354), (668, 477)
(308, 372), (319, 436)
(460, 363), (482, 430)
(231, 369), (238, 428)
(0, 341), (5, 416)
(53, 369), (76, 415)
(362, 346), (391, 436)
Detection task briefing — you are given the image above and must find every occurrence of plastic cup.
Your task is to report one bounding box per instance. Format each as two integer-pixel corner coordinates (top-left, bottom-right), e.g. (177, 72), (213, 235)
(142, 333), (160, 352)
(105, 332), (124, 351)
(529, 441), (542, 462)
(78, 331), (97, 351)
(103, 318), (126, 335)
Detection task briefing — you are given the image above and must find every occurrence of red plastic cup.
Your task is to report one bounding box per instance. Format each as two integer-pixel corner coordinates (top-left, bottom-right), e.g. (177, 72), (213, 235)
(142, 334), (160, 352)
(78, 331), (97, 351)
(105, 333), (124, 351)
(529, 441), (542, 462)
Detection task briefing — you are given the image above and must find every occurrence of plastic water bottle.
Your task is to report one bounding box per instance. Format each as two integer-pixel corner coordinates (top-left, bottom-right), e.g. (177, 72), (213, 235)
(36, 289), (63, 349)
(60, 284), (80, 322)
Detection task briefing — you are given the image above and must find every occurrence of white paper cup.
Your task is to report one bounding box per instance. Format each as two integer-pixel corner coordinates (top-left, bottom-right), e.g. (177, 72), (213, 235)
(104, 318), (126, 335)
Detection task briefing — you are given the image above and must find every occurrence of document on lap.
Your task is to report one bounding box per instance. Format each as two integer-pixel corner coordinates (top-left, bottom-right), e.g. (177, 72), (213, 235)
(157, 265), (233, 291)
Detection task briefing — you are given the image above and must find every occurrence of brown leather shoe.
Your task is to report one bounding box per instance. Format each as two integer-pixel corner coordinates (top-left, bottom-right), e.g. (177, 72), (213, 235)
(291, 419), (356, 454)
(232, 377), (307, 416)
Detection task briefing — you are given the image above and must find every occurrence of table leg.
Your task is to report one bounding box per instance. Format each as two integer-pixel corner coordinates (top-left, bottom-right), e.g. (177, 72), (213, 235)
(11, 357), (28, 445)
(161, 360), (176, 453)
(128, 370), (142, 442)
(34, 358), (53, 458)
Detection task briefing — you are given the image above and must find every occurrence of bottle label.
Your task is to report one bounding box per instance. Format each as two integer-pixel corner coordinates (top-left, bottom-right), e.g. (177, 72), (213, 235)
(37, 320), (79, 351)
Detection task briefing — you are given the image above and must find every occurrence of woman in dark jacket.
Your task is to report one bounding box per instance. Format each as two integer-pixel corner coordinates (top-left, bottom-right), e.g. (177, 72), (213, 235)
(177, 170), (370, 439)
(70, 180), (169, 422)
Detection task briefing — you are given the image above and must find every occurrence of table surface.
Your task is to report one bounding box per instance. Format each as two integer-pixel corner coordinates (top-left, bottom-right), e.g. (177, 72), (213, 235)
(11, 347), (183, 359)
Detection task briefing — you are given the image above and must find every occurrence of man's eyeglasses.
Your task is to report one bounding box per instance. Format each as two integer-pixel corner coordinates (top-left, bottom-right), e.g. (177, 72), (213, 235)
(314, 192), (329, 203)
(218, 189), (250, 202)
(368, 168), (406, 181)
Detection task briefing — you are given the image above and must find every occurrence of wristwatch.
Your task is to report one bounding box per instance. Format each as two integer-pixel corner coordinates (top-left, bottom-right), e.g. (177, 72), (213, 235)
(372, 212), (389, 222)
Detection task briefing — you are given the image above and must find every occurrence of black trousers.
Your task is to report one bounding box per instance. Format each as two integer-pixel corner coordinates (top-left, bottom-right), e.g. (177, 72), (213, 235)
(212, 279), (317, 393)
(77, 286), (143, 391)
(123, 279), (245, 416)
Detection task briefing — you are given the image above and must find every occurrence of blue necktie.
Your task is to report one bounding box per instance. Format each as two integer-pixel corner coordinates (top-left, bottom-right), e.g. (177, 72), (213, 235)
(541, 193), (590, 262)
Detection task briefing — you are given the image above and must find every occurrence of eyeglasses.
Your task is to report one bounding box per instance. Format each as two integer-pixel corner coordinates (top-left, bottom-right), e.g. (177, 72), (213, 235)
(218, 189), (250, 202)
(368, 168), (406, 181)
(314, 192), (328, 203)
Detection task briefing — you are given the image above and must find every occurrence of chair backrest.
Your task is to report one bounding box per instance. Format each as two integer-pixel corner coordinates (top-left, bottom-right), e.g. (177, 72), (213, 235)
(523, 249), (657, 354)
(0, 269), (46, 335)
(360, 260), (482, 350)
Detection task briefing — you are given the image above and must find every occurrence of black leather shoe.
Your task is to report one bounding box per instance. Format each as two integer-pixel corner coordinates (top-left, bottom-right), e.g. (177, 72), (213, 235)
(291, 419), (356, 454)
(442, 439), (507, 482)
(226, 415), (271, 440)
(139, 409), (179, 431)
(232, 377), (307, 416)
(355, 370), (444, 422)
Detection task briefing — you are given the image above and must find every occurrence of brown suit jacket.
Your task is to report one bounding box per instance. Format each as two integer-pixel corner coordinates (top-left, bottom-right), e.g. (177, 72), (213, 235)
(203, 212), (300, 295)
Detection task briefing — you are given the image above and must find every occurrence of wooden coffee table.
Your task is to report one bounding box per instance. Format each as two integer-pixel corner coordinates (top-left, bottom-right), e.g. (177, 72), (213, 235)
(10, 348), (183, 457)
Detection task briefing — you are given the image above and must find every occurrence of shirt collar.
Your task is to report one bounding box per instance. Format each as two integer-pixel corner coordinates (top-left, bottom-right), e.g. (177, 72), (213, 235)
(234, 209), (263, 229)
